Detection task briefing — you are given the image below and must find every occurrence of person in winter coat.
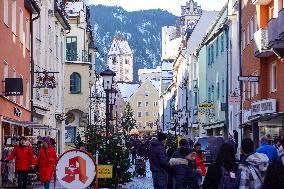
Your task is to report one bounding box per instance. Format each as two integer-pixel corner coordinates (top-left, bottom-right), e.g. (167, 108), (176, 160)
(167, 147), (175, 189)
(239, 138), (269, 189)
(202, 143), (238, 189)
(262, 137), (284, 189)
(194, 143), (206, 177)
(172, 139), (189, 158)
(256, 136), (278, 164)
(6, 136), (35, 189)
(36, 138), (57, 189)
(170, 148), (198, 189)
(149, 132), (169, 189)
(137, 138), (148, 159)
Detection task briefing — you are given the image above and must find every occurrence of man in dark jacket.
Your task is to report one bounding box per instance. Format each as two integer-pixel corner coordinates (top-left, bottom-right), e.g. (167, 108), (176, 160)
(149, 132), (169, 189)
(137, 138), (148, 159)
(172, 139), (189, 158)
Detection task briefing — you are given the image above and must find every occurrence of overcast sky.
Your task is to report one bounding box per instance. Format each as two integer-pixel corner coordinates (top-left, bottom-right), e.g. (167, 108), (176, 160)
(89, 0), (228, 16)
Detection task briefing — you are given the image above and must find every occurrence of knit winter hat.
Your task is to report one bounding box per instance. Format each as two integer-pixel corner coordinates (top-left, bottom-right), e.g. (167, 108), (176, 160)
(180, 148), (194, 158)
(43, 137), (50, 145)
(179, 139), (189, 147)
(157, 132), (167, 142)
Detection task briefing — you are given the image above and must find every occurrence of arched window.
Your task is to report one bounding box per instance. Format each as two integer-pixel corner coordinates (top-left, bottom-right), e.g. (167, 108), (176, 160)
(70, 72), (81, 94)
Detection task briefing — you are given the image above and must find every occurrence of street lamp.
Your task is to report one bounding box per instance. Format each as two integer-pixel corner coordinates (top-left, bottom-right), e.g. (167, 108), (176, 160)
(100, 68), (116, 138)
(109, 88), (118, 133)
(172, 111), (178, 136)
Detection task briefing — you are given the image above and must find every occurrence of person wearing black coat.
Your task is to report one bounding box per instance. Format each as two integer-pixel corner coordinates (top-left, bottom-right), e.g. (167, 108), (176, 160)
(137, 139), (148, 159)
(202, 143), (237, 189)
(170, 148), (198, 189)
(149, 132), (169, 189)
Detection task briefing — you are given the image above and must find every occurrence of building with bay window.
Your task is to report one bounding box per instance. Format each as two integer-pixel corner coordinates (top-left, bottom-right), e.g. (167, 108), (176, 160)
(64, 0), (96, 147)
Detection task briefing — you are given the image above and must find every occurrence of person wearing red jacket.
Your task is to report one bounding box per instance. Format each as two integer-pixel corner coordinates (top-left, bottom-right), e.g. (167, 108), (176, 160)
(6, 136), (35, 189)
(194, 143), (206, 176)
(36, 137), (57, 189)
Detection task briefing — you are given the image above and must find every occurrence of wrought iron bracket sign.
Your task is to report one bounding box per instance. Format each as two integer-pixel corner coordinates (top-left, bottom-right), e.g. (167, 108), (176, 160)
(34, 71), (59, 89)
(14, 107), (22, 117)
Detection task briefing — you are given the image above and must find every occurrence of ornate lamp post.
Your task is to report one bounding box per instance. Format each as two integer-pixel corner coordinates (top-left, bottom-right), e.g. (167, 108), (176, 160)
(172, 111), (178, 136)
(109, 88), (118, 134)
(100, 69), (116, 138)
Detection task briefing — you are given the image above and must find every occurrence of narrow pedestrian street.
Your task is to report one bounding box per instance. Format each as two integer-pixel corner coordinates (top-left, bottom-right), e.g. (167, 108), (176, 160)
(1, 0), (284, 188)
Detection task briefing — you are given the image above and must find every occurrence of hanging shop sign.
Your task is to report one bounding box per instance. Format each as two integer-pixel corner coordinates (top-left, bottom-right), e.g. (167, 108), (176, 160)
(14, 107), (22, 117)
(34, 71), (58, 89)
(198, 103), (214, 109)
(229, 91), (241, 105)
(97, 165), (113, 178)
(4, 78), (23, 96)
(251, 99), (276, 116)
(56, 149), (96, 189)
(238, 76), (259, 82)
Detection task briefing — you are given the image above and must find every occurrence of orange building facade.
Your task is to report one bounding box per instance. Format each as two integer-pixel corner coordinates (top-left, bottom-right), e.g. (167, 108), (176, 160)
(242, 0), (284, 146)
(0, 0), (39, 156)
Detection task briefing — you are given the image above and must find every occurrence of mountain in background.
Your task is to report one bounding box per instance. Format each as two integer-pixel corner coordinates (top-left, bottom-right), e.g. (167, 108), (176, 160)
(90, 5), (178, 81)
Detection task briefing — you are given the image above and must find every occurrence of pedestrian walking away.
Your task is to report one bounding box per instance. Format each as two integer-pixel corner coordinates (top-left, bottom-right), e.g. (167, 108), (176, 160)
(149, 132), (169, 189)
(239, 138), (269, 189)
(263, 137), (284, 189)
(5, 136), (35, 189)
(203, 143), (240, 189)
(35, 137), (57, 189)
(256, 136), (278, 164)
(170, 148), (199, 189)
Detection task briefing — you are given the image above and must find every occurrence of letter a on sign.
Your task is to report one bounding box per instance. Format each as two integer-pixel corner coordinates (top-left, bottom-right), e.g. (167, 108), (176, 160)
(56, 149), (96, 189)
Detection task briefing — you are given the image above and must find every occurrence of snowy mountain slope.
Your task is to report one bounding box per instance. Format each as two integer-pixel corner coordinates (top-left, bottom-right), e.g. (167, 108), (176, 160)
(90, 5), (177, 81)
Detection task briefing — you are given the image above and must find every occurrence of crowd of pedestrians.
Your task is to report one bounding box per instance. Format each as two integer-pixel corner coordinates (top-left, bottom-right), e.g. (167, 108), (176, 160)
(147, 132), (284, 189)
(2, 136), (57, 189)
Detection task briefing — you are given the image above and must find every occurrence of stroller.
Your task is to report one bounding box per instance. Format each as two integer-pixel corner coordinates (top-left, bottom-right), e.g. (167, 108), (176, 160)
(135, 156), (146, 177)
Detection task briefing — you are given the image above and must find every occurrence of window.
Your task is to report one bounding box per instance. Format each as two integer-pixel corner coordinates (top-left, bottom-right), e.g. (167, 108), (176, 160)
(25, 19), (29, 49)
(243, 81), (246, 100)
(211, 85), (214, 101)
(254, 13), (258, 32)
(137, 121), (142, 127)
(12, 0), (16, 33)
(20, 75), (23, 106)
(65, 127), (76, 143)
(70, 72), (81, 94)
(13, 69), (16, 102)
(208, 47), (211, 65)
(145, 101), (149, 107)
(36, 17), (41, 39)
(4, 0), (8, 25)
(19, 9), (23, 43)
(137, 101), (142, 107)
(125, 59), (128, 64)
(66, 37), (77, 61)
(247, 25), (249, 45)
(56, 35), (59, 57)
(217, 82), (220, 99)
(208, 87), (211, 102)
(145, 112), (149, 116)
(3, 62), (8, 89)
(112, 57), (117, 64)
(222, 79), (225, 99)
(25, 80), (29, 108)
(248, 82), (251, 99)
(125, 69), (129, 74)
(144, 91), (149, 96)
(221, 34), (224, 52)
(242, 31), (246, 50)
(153, 101), (158, 107)
(255, 81), (259, 95)
(194, 92), (198, 106)
(138, 112), (142, 117)
(249, 20), (253, 41)
(216, 38), (219, 57)
(211, 45), (214, 64)
(271, 63), (277, 92)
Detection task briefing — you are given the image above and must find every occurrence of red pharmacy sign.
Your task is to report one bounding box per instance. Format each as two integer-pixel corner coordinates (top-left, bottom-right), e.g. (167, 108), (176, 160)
(56, 149), (96, 189)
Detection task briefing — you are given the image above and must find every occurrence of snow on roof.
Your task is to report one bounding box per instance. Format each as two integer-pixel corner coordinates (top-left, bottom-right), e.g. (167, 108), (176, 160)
(149, 80), (160, 91)
(108, 36), (132, 55)
(187, 11), (219, 54)
(117, 82), (140, 102)
(65, 2), (84, 16)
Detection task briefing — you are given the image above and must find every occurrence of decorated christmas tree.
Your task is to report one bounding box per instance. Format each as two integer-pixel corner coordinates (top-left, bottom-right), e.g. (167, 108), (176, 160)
(85, 117), (133, 187)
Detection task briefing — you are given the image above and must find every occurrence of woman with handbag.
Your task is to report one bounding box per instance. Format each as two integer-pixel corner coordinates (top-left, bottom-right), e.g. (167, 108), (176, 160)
(36, 138), (57, 189)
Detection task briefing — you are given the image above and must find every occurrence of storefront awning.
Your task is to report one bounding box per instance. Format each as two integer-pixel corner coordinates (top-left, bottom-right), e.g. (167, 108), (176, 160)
(2, 117), (48, 129)
(241, 112), (284, 127)
(203, 121), (225, 130)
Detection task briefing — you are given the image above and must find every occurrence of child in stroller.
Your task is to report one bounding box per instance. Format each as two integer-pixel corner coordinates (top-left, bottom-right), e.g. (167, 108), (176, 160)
(135, 156), (146, 177)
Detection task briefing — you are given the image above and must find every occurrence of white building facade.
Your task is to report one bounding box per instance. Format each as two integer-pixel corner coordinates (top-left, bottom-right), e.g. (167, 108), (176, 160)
(107, 36), (134, 82)
(32, 0), (70, 154)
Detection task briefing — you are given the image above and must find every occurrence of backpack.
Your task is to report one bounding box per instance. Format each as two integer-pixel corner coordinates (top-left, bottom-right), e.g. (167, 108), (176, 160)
(218, 166), (241, 189)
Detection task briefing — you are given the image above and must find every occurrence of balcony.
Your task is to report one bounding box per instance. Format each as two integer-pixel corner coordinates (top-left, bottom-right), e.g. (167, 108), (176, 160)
(54, 0), (71, 30)
(278, 8), (284, 39)
(66, 50), (91, 63)
(268, 16), (284, 49)
(253, 28), (273, 58)
(252, 0), (272, 5)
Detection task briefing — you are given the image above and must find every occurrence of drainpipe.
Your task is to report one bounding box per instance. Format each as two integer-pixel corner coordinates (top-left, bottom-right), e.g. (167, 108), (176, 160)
(238, 0), (243, 141)
(225, 25), (229, 140)
(30, 1), (40, 123)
